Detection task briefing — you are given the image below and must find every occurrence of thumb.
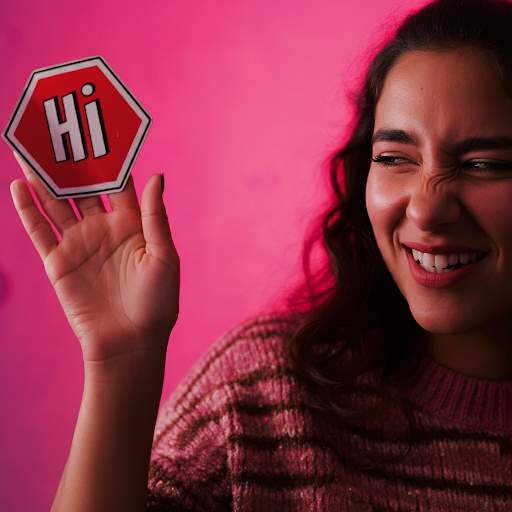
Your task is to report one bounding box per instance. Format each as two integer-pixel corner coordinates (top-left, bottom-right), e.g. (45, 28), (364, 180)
(140, 174), (177, 263)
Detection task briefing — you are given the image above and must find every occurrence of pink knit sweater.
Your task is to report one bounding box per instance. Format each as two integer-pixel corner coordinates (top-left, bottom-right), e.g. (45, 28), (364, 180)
(147, 316), (512, 511)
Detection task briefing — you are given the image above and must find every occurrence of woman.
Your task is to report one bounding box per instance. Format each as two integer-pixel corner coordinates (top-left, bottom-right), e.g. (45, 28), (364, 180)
(10, 0), (512, 510)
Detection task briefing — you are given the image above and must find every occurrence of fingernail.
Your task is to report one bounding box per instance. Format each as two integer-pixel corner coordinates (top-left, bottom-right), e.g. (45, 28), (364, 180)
(161, 173), (165, 194)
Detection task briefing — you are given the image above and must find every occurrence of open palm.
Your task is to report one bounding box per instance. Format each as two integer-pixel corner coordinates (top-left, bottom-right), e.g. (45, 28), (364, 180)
(11, 154), (179, 363)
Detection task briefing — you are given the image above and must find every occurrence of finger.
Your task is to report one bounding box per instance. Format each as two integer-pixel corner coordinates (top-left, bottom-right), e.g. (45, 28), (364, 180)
(73, 194), (107, 218)
(140, 174), (177, 262)
(108, 175), (140, 213)
(13, 152), (78, 235)
(10, 179), (59, 261)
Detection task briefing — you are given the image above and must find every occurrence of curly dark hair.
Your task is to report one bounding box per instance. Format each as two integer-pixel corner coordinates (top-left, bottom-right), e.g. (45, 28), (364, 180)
(290, 0), (512, 426)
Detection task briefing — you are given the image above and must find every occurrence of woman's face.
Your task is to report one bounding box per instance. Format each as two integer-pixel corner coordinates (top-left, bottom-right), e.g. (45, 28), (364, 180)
(366, 49), (512, 335)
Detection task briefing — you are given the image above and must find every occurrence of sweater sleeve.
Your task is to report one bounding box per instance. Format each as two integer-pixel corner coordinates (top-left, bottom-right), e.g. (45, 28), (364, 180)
(147, 393), (232, 512)
(146, 338), (235, 511)
(146, 317), (295, 511)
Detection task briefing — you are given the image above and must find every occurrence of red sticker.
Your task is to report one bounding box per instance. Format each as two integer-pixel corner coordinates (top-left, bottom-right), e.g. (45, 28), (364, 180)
(4, 56), (151, 198)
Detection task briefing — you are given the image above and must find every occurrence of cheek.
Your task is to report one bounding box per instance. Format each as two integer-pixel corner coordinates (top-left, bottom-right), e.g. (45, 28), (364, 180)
(466, 187), (512, 248)
(365, 168), (404, 246)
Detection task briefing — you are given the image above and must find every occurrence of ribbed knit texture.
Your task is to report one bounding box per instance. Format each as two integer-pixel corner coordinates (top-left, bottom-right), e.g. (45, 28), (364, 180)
(147, 316), (512, 511)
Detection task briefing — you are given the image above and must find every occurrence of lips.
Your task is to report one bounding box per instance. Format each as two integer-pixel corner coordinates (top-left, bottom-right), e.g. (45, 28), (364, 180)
(403, 243), (487, 288)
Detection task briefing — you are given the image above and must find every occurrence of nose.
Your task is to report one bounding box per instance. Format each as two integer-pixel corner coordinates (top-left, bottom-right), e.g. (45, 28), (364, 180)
(405, 176), (461, 232)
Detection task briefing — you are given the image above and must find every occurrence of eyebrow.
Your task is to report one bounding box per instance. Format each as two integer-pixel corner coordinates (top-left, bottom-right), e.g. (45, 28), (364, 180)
(371, 129), (419, 147)
(371, 129), (512, 155)
(453, 136), (512, 154)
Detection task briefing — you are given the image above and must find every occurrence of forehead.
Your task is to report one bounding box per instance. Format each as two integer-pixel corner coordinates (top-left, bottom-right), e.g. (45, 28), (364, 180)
(374, 50), (512, 144)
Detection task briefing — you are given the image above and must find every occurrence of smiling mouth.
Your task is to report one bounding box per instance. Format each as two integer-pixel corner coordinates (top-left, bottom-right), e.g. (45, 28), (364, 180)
(405, 247), (487, 274)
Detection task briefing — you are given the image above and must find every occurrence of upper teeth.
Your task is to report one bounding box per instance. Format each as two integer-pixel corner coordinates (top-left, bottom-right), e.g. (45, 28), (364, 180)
(412, 249), (483, 273)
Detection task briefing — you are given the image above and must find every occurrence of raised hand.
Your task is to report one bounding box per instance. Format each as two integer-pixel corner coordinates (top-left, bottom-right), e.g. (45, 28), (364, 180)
(10, 153), (179, 363)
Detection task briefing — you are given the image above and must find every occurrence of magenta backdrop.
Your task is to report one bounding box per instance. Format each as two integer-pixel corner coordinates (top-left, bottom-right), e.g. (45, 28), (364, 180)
(0, 1), (423, 509)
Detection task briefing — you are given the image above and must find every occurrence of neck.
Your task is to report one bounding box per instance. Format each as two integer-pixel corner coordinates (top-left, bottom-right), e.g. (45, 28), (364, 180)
(423, 322), (512, 380)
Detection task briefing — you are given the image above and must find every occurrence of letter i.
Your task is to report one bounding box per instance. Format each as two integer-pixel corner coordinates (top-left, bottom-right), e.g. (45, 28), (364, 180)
(82, 83), (109, 159)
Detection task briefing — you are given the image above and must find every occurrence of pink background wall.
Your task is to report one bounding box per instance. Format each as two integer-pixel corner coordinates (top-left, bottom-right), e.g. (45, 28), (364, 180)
(0, 0), (421, 509)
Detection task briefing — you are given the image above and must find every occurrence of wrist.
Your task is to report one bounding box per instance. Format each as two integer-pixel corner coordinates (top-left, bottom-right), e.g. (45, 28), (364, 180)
(83, 347), (167, 394)
(78, 326), (171, 367)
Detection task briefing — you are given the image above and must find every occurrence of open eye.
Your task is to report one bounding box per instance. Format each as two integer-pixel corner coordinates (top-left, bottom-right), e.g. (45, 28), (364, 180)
(371, 155), (412, 167)
(461, 160), (512, 174)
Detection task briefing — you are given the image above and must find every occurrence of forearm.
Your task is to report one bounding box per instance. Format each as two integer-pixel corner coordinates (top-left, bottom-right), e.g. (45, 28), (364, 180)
(51, 348), (167, 512)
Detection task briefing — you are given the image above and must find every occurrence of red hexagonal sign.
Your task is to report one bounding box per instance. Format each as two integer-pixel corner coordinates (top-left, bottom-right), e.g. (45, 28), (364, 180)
(3, 56), (151, 198)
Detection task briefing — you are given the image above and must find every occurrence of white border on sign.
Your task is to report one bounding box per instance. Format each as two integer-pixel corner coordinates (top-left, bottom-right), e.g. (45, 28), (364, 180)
(3, 56), (152, 198)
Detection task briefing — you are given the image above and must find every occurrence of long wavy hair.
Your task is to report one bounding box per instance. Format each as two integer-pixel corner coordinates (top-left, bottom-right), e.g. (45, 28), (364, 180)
(289, 0), (512, 425)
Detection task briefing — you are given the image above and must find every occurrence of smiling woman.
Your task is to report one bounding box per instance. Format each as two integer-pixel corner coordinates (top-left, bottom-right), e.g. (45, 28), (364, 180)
(9, 0), (512, 511)
(367, 49), (512, 353)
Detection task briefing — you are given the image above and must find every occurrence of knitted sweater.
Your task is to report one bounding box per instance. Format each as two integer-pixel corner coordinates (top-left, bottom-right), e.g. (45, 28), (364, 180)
(147, 316), (512, 511)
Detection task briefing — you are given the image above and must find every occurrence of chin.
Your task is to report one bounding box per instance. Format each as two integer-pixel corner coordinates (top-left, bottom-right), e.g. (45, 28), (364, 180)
(407, 304), (484, 336)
